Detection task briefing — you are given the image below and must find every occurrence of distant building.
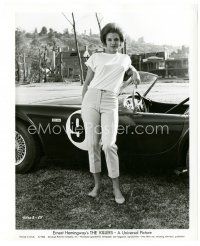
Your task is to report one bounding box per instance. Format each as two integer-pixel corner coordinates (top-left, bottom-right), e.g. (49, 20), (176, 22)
(131, 52), (166, 76)
(130, 50), (188, 78)
(165, 46), (189, 77)
(165, 58), (188, 77)
(55, 46), (91, 80)
(170, 45), (189, 59)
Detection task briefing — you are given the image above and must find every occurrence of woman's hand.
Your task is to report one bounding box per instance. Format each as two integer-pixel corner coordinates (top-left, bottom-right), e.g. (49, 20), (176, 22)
(131, 70), (141, 87)
(82, 88), (87, 101)
(127, 65), (141, 88)
(132, 105), (140, 113)
(82, 67), (94, 101)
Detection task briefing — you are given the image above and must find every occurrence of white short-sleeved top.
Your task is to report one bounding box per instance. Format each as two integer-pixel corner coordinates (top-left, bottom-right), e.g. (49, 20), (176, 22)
(85, 52), (131, 94)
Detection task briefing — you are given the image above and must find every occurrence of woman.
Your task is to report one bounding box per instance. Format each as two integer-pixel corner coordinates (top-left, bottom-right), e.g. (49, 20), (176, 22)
(81, 23), (140, 204)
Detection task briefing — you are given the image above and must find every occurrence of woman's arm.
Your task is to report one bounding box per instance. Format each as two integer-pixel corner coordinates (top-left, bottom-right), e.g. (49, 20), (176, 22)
(126, 65), (141, 86)
(82, 67), (94, 100)
(119, 76), (133, 92)
(120, 65), (141, 92)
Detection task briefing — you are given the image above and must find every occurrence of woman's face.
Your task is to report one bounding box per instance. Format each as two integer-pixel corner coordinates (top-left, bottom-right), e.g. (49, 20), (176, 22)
(105, 32), (122, 53)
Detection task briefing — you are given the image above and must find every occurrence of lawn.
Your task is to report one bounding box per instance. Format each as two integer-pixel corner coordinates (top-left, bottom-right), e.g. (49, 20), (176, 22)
(16, 161), (189, 229)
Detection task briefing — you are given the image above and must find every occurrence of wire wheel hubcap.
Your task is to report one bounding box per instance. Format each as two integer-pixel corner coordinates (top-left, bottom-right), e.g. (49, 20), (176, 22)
(15, 131), (26, 165)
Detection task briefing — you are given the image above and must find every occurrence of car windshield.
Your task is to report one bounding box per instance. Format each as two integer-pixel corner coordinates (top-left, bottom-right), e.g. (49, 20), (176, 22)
(120, 71), (189, 104)
(119, 71), (158, 96)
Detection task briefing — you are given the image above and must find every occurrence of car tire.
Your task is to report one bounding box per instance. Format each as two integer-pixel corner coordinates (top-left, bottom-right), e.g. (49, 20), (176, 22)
(15, 121), (40, 173)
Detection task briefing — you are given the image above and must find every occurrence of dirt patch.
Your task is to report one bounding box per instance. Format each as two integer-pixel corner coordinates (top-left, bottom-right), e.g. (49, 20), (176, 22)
(16, 79), (189, 104)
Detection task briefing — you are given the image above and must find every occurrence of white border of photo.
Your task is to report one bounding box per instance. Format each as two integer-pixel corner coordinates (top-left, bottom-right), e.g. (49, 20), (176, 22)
(0, 0), (199, 244)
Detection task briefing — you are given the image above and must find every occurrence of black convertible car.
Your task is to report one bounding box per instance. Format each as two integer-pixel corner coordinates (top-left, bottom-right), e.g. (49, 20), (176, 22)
(15, 72), (189, 174)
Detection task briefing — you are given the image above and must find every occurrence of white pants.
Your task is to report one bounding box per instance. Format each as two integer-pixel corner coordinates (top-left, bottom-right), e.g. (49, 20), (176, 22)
(81, 87), (119, 178)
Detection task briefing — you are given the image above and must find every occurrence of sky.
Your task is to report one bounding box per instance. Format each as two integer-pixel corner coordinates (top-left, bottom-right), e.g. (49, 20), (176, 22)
(15, 3), (196, 46)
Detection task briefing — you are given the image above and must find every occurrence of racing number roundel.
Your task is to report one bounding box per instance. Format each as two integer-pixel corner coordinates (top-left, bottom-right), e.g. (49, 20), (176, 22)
(65, 110), (88, 150)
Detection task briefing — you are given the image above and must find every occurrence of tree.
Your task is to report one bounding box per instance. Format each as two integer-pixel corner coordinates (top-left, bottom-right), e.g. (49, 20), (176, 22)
(25, 32), (33, 38)
(15, 28), (25, 48)
(137, 37), (145, 43)
(63, 28), (69, 35)
(15, 28), (29, 56)
(31, 36), (40, 46)
(47, 29), (57, 47)
(39, 26), (48, 36)
(15, 28), (29, 82)
(48, 28), (54, 34)
(48, 28), (54, 39)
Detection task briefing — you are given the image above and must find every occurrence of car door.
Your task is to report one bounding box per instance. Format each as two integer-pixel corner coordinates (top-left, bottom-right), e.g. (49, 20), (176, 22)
(117, 110), (187, 156)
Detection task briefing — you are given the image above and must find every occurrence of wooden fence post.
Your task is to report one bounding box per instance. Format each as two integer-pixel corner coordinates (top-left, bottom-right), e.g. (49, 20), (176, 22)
(44, 46), (47, 82)
(23, 53), (26, 82)
(58, 47), (63, 81)
(38, 49), (41, 83)
(72, 13), (84, 85)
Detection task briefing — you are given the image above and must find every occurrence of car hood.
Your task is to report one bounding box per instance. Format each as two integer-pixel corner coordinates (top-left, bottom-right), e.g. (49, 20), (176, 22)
(29, 95), (83, 106)
(28, 94), (128, 109)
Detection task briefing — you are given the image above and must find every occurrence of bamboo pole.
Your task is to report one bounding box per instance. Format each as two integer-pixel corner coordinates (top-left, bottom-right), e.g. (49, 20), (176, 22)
(58, 47), (63, 81)
(72, 13), (84, 85)
(43, 46), (47, 82)
(62, 12), (84, 84)
(52, 46), (56, 70)
(95, 13), (102, 33)
(15, 55), (20, 82)
(95, 13), (104, 52)
(38, 49), (41, 83)
(23, 53), (26, 82)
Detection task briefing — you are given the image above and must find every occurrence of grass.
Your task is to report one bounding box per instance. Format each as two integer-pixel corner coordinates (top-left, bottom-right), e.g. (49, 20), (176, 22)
(16, 160), (189, 230)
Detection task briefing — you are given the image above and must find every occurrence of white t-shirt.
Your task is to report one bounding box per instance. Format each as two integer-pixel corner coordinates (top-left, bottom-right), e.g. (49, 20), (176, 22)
(85, 52), (132, 94)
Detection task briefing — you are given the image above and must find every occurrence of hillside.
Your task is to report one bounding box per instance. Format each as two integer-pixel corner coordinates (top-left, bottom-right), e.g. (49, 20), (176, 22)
(16, 28), (180, 55)
(15, 28), (183, 83)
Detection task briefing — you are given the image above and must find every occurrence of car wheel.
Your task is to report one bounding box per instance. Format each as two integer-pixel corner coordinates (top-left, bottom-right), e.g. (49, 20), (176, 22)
(15, 121), (40, 173)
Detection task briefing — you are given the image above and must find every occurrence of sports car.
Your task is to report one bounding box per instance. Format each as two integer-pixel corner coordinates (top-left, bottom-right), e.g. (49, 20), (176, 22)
(15, 72), (189, 174)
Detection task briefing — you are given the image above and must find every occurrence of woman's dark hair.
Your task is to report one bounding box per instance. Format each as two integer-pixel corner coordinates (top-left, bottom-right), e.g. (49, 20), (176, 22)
(100, 23), (124, 45)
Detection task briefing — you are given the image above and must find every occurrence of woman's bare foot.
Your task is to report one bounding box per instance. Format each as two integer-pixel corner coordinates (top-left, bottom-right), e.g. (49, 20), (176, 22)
(88, 186), (100, 198)
(112, 177), (125, 204)
(113, 189), (125, 204)
(88, 173), (101, 197)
